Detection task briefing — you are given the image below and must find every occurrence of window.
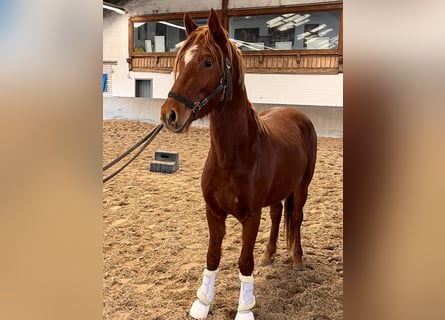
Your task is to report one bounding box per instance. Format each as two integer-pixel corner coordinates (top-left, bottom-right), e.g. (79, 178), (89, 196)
(135, 79), (152, 98)
(133, 19), (207, 53)
(228, 10), (341, 51)
(128, 4), (342, 74)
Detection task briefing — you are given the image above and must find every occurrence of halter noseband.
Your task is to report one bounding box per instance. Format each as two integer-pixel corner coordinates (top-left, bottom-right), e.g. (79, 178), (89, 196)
(168, 57), (233, 120)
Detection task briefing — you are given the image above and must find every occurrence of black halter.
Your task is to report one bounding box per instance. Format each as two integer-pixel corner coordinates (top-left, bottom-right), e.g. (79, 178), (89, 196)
(168, 57), (233, 120)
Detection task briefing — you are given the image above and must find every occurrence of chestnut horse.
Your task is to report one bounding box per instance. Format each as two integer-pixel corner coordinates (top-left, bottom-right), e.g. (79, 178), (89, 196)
(160, 10), (317, 320)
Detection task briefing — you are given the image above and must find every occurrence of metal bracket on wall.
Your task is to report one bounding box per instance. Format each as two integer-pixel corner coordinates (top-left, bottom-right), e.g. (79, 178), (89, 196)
(126, 57), (132, 70)
(296, 54), (301, 67)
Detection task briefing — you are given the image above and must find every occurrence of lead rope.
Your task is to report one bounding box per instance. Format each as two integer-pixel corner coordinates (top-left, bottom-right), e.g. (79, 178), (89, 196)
(103, 123), (164, 183)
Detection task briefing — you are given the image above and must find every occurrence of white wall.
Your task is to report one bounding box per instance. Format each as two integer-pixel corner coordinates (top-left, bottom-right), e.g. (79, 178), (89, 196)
(102, 11), (131, 97)
(130, 72), (173, 98)
(125, 72), (343, 107)
(245, 73), (343, 107)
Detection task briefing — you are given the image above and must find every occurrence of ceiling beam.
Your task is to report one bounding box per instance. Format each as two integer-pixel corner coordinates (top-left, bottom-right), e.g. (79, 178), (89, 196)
(103, 1), (127, 15)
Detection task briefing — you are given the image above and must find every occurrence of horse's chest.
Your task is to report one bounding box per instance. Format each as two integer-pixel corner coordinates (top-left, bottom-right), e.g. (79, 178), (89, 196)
(216, 193), (242, 215)
(216, 183), (242, 210)
(203, 171), (255, 215)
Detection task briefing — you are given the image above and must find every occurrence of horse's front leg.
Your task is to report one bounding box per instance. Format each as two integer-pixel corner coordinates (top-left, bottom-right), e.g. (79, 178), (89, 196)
(236, 212), (261, 320)
(189, 204), (227, 319)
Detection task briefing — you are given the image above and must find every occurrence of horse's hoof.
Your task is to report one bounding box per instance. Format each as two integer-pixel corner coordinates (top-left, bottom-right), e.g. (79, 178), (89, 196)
(189, 299), (210, 319)
(235, 310), (255, 320)
(259, 252), (275, 266)
(293, 261), (305, 271)
(258, 257), (273, 267)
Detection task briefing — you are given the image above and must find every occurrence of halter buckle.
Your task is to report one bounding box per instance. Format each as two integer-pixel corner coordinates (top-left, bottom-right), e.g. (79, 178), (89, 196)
(192, 101), (203, 114)
(225, 57), (231, 69)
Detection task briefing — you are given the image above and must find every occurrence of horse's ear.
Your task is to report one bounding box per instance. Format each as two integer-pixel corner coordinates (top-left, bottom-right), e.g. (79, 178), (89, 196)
(184, 13), (198, 36)
(208, 9), (226, 45)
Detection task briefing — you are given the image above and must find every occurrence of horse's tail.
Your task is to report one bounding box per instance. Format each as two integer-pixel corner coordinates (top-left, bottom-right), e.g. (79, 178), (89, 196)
(284, 192), (295, 252)
(304, 119), (317, 186)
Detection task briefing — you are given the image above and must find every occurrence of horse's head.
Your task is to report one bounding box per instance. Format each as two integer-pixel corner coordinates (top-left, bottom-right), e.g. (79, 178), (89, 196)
(160, 9), (235, 133)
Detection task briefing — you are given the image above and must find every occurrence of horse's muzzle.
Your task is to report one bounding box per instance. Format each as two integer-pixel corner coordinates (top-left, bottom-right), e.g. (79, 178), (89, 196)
(167, 109), (177, 124)
(160, 103), (191, 133)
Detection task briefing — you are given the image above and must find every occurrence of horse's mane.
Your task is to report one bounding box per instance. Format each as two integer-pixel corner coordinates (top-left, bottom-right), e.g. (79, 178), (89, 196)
(174, 26), (245, 88)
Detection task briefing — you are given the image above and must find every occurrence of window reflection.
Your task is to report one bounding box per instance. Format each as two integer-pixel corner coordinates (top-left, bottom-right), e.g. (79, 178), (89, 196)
(132, 10), (341, 53)
(133, 19), (207, 53)
(229, 10), (341, 51)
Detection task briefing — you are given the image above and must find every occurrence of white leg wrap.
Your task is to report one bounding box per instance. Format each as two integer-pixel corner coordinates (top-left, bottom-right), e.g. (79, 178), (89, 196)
(197, 268), (218, 305)
(235, 310), (255, 320)
(189, 268), (219, 319)
(235, 274), (255, 320)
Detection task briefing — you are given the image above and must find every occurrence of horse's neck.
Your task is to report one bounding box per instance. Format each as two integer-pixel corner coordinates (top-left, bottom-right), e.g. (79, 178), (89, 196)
(209, 87), (261, 167)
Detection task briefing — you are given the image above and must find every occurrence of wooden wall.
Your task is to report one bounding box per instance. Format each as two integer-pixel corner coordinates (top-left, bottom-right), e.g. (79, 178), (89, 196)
(128, 52), (342, 74)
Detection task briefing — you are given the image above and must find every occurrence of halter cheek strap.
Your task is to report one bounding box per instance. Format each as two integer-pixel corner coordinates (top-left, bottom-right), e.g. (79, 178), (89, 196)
(168, 57), (232, 120)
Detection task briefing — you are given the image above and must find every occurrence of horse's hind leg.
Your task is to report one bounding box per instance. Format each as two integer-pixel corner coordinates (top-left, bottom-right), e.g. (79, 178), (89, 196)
(291, 121), (316, 270)
(259, 202), (283, 266)
(288, 184), (309, 270)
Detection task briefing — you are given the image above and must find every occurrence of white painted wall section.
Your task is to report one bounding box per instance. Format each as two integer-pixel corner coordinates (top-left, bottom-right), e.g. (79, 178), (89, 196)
(245, 73), (343, 107)
(130, 72), (174, 98)
(125, 72), (343, 107)
(102, 12), (131, 97)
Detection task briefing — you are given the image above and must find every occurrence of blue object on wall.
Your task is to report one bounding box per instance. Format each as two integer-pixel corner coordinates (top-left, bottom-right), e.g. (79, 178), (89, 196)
(102, 74), (107, 92)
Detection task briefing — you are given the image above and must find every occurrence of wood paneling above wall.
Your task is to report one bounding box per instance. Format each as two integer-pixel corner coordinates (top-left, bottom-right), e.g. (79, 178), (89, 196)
(128, 52), (342, 74)
(242, 52), (340, 74)
(129, 54), (175, 73)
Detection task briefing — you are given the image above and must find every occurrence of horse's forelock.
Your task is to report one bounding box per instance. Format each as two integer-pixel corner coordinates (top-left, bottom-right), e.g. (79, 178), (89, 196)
(174, 26), (244, 87)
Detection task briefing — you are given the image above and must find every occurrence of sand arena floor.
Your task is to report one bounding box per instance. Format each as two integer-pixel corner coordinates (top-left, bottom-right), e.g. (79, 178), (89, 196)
(103, 120), (343, 320)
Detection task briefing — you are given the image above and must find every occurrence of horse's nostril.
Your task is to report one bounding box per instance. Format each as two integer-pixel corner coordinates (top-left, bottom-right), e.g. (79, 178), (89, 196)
(168, 109), (177, 123)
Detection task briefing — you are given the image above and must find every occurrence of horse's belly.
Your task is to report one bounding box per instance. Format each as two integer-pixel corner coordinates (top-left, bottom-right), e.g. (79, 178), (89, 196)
(262, 151), (307, 206)
(202, 141), (308, 215)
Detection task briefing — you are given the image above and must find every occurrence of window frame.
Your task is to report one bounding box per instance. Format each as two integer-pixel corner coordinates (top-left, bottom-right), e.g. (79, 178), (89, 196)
(135, 79), (153, 98)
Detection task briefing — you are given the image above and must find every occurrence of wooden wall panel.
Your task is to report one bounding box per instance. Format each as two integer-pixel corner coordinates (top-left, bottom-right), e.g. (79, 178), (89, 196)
(130, 55), (177, 73)
(129, 54), (342, 74)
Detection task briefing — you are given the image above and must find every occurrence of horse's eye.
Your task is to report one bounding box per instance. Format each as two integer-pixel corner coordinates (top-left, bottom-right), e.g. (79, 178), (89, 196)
(203, 60), (213, 68)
